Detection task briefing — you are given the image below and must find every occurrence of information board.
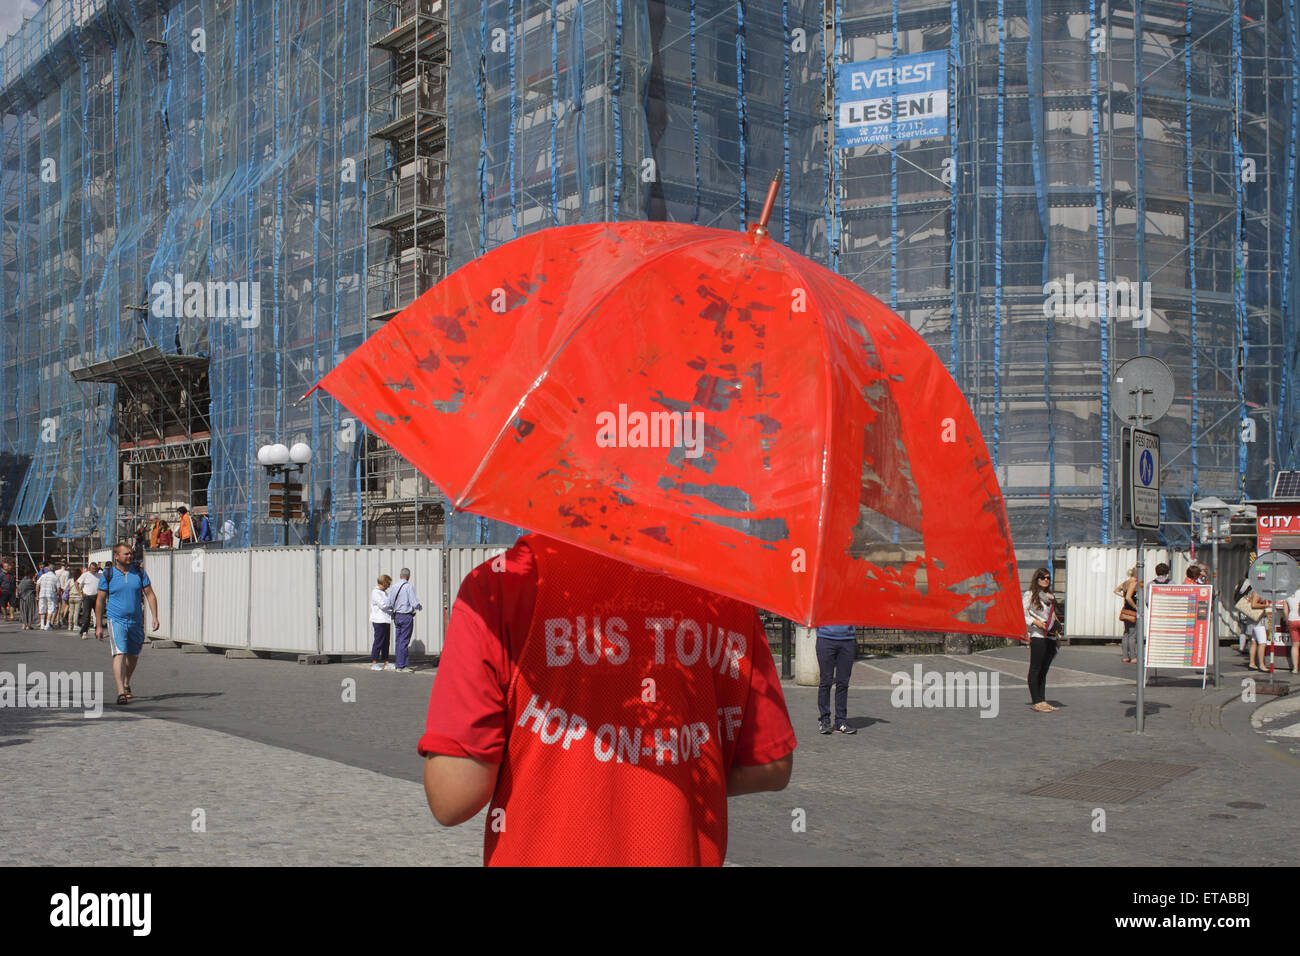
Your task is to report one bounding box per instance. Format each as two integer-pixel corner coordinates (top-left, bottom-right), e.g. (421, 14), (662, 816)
(835, 52), (948, 148)
(1144, 583), (1213, 676)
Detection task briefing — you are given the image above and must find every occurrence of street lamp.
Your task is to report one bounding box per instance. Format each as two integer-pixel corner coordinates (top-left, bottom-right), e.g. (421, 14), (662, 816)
(257, 441), (312, 545)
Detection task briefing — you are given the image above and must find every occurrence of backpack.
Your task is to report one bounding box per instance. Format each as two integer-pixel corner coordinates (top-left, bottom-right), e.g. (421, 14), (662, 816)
(102, 563), (145, 594)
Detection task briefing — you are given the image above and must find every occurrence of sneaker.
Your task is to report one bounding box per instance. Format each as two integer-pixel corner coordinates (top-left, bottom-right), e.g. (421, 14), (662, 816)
(383, 663), (396, 671)
(834, 723), (856, 734)
(818, 719), (832, 735)
(394, 666), (416, 674)
(370, 663), (383, 671)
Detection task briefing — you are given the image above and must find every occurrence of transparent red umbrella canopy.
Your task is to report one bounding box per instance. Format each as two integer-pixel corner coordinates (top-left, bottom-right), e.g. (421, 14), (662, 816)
(309, 200), (1022, 638)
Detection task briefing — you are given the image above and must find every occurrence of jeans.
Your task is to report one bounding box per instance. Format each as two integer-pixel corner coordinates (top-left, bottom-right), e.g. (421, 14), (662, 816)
(78, 598), (96, 635)
(1121, 621), (1138, 660)
(1028, 636), (1058, 704)
(816, 637), (855, 724)
(371, 622), (391, 663)
(394, 613), (414, 669)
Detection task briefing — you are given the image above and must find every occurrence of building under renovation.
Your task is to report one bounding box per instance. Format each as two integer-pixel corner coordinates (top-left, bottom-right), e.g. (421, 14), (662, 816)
(0, 0), (1296, 568)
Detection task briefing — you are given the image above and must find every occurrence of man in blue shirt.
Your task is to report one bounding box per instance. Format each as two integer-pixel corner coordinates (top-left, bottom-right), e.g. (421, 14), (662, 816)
(387, 567), (423, 673)
(816, 624), (858, 735)
(95, 543), (161, 705)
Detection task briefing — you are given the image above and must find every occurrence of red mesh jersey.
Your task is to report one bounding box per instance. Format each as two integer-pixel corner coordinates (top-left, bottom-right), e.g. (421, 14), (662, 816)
(422, 533), (796, 866)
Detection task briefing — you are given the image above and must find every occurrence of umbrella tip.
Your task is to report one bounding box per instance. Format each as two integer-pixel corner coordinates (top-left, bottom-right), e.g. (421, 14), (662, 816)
(753, 170), (784, 239)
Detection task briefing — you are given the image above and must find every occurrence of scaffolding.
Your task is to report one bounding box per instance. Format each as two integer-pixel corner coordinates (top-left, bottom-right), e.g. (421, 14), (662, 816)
(0, 0), (1296, 562)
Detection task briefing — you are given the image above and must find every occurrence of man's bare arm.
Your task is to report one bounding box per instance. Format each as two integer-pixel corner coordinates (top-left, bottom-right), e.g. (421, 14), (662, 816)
(727, 753), (793, 796)
(423, 754), (501, 826)
(142, 585), (160, 629)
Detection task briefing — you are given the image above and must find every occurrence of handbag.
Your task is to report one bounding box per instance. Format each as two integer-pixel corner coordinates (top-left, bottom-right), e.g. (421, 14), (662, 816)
(1235, 595), (1265, 622)
(1119, 607), (1137, 624)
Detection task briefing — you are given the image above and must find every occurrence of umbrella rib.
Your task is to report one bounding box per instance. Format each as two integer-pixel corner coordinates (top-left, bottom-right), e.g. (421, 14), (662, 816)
(770, 242), (840, 627)
(458, 229), (732, 509)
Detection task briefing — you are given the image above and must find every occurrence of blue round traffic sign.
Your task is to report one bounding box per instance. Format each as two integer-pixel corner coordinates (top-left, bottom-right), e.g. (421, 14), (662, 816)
(1139, 449), (1154, 486)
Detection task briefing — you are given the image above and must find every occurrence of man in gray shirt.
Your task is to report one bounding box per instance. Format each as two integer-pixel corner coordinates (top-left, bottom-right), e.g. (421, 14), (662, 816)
(388, 567), (423, 673)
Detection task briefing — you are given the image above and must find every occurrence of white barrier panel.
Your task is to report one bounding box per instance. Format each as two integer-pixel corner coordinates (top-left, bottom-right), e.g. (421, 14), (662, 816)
(1065, 546), (1188, 638)
(203, 549), (250, 648)
(248, 548), (318, 653)
(320, 547), (444, 657)
(171, 549), (205, 643)
(142, 552), (172, 638)
(89, 548), (112, 567)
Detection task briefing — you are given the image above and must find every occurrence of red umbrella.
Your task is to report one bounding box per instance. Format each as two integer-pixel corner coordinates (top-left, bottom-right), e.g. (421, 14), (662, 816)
(309, 215), (1022, 638)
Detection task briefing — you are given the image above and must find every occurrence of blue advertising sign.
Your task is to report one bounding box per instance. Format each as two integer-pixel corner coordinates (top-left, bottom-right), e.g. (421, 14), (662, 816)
(836, 51), (949, 148)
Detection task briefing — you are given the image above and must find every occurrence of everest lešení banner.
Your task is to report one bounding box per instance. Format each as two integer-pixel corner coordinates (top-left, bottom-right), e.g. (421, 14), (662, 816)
(836, 51), (948, 148)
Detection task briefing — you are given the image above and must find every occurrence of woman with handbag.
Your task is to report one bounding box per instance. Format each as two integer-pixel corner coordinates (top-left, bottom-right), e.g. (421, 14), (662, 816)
(1115, 567), (1139, 663)
(1024, 568), (1060, 713)
(1234, 573), (1271, 671)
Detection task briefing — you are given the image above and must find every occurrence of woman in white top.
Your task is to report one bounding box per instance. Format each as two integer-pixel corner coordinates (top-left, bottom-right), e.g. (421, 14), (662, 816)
(370, 574), (394, 671)
(1023, 568), (1060, 713)
(1281, 588), (1300, 674)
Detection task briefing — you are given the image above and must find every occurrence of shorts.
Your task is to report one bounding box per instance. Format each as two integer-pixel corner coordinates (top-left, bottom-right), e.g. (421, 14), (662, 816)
(1291, 622), (1300, 644)
(38, 595), (56, 615)
(107, 619), (145, 656)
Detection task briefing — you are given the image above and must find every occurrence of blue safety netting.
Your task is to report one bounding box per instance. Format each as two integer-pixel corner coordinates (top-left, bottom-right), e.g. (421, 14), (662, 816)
(0, 0), (369, 546)
(1, 0), (1297, 560)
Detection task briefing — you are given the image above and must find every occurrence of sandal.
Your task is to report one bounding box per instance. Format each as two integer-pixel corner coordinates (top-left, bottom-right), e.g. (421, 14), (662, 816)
(116, 693), (130, 706)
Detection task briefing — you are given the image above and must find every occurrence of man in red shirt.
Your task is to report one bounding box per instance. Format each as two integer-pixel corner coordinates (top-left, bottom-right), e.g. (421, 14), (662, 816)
(419, 532), (797, 866)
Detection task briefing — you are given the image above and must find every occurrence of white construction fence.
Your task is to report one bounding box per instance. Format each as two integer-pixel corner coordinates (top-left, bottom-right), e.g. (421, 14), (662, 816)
(115, 545), (507, 658)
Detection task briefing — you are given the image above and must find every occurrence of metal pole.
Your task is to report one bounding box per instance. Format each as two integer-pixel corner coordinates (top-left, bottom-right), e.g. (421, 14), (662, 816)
(1211, 532), (1220, 688)
(1135, 528), (1146, 732)
(781, 617), (792, 680)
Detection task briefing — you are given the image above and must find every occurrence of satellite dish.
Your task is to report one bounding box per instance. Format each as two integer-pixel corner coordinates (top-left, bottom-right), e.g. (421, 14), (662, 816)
(1112, 356), (1175, 427)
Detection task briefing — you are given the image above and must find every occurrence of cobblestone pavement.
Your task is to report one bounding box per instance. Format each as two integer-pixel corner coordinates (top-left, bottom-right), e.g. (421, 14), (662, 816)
(2, 623), (1297, 865)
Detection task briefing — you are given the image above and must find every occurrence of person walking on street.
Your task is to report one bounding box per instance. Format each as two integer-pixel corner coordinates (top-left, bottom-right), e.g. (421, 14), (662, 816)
(0, 560), (14, 622)
(55, 563), (72, 627)
(815, 624), (857, 734)
(388, 568), (423, 673)
(419, 532), (795, 866)
(370, 574), (394, 671)
(17, 570), (36, 629)
(1024, 568), (1060, 713)
(1115, 566), (1139, 663)
(77, 563), (100, 639)
(66, 566), (83, 631)
(95, 543), (161, 705)
(37, 564), (59, 630)
(1236, 573), (1272, 671)
(1282, 587), (1300, 675)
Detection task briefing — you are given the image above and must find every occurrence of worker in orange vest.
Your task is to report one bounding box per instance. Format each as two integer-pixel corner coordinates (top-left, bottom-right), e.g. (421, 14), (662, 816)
(177, 506), (194, 545)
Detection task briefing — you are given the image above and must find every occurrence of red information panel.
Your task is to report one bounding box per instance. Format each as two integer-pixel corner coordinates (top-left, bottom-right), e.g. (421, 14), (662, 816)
(1144, 583), (1213, 669)
(1257, 504), (1300, 551)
